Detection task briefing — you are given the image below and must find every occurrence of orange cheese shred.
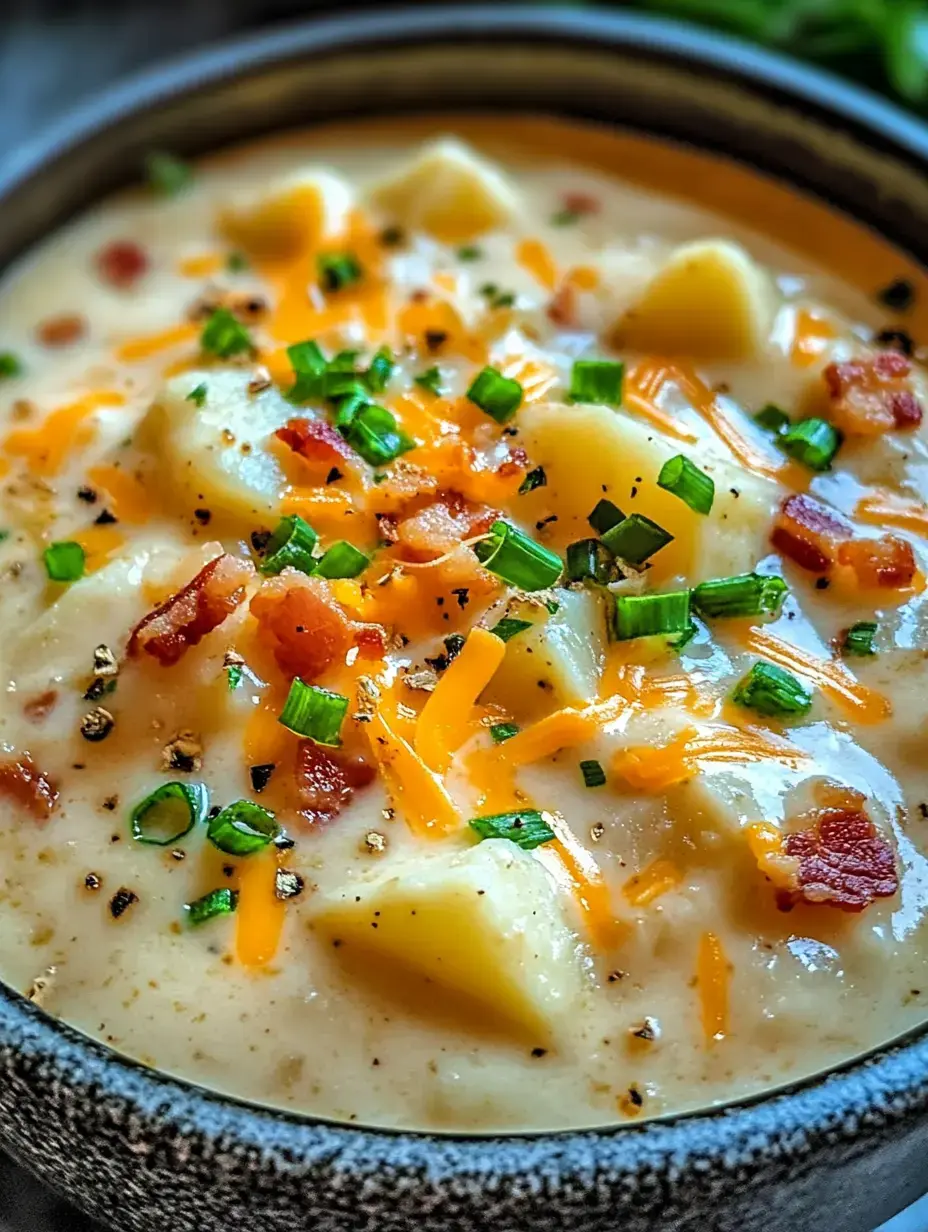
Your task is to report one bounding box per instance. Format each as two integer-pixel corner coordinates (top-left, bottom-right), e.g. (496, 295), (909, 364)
(70, 524), (126, 573)
(536, 812), (626, 949)
(623, 858), (683, 907)
(177, 252), (224, 279)
(697, 931), (730, 1043)
(4, 390), (126, 476)
(366, 707), (459, 837)
(515, 238), (559, 292)
(623, 362), (700, 443)
(614, 725), (809, 793)
(86, 464), (156, 524)
(114, 322), (198, 363)
(856, 491), (928, 538)
(790, 307), (837, 368)
(415, 629), (506, 773)
(235, 849), (286, 968)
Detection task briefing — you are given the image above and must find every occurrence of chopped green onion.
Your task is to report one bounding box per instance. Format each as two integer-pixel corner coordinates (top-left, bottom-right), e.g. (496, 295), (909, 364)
(314, 540), (370, 579)
(185, 382), (207, 408)
(614, 590), (691, 641)
(518, 466), (547, 495)
(544, 598), (560, 615)
(657, 454), (715, 515)
(287, 338), (327, 402)
(601, 513), (673, 565)
(692, 572), (788, 620)
(466, 366), (523, 423)
(366, 346), (395, 394)
(457, 245), (483, 261)
(200, 307), (253, 359)
(207, 800), (281, 856)
(0, 352), (23, 379)
(580, 759), (606, 788)
(131, 781), (209, 846)
(569, 359), (624, 406)
(322, 369), (368, 402)
(226, 663), (244, 690)
(318, 252), (362, 293)
(551, 208), (580, 226)
(340, 403), (415, 466)
(43, 541), (85, 583)
(328, 349), (360, 372)
(669, 620), (699, 651)
(754, 404), (790, 434)
(332, 390), (369, 430)
(415, 366), (444, 396)
(259, 514), (318, 576)
(278, 678), (348, 746)
(226, 251), (249, 273)
(732, 661), (812, 718)
(479, 284), (516, 309)
(842, 620), (878, 657)
(185, 887), (238, 926)
(474, 520), (562, 590)
(779, 418), (842, 472)
(490, 617), (533, 642)
(489, 722), (520, 744)
(145, 151), (192, 197)
(566, 538), (619, 584)
(469, 809), (555, 850)
(587, 498), (625, 535)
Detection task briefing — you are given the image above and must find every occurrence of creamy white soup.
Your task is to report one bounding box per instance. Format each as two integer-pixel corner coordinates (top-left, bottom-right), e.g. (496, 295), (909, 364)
(2, 117), (928, 1132)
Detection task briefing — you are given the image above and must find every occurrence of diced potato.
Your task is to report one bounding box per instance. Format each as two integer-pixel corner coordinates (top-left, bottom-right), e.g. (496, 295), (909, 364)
(485, 587), (607, 721)
(142, 370), (294, 522)
(314, 838), (585, 1041)
(612, 239), (778, 360)
(518, 402), (777, 584)
(219, 169), (354, 259)
(369, 139), (519, 243)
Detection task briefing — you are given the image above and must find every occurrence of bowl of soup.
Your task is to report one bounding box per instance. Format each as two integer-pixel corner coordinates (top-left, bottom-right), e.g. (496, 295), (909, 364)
(2, 7), (928, 1231)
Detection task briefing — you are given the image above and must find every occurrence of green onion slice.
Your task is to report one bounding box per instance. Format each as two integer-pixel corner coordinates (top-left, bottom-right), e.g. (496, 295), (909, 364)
(754, 404), (790, 434)
(580, 759), (606, 788)
(322, 369), (368, 402)
(278, 678), (348, 746)
(692, 572), (788, 620)
(341, 403), (415, 466)
(657, 454), (715, 515)
(457, 245), (483, 261)
(566, 538), (620, 585)
(518, 466), (547, 495)
(185, 887), (238, 926)
(474, 520), (563, 590)
(779, 418), (842, 472)
(259, 514), (318, 576)
(318, 252), (363, 293)
(0, 352), (23, 379)
(226, 663), (244, 690)
(43, 541), (85, 583)
(366, 346), (395, 393)
(469, 809), (556, 850)
(587, 498), (625, 535)
(466, 366), (523, 423)
(314, 540), (370, 579)
(842, 620), (878, 657)
(732, 661), (813, 718)
(614, 590), (691, 641)
(185, 382), (208, 408)
(489, 722), (520, 744)
(490, 617), (533, 642)
(569, 359), (624, 406)
(131, 781), (209, 846)
(200, 307), (253, 359)
(415, 366), (444, 396)
(207, 800), (281, 856)
(287, 338), (327, 402)
(145, 151), (192, 197)
(601, 513), (673, 566)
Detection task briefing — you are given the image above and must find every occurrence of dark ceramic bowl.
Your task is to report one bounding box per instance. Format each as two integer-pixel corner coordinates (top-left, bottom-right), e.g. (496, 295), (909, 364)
(2, 8), (928, 1231)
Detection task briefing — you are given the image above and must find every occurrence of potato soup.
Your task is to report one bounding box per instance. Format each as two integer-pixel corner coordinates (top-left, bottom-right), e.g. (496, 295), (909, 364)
(1, 117), (928, 1132)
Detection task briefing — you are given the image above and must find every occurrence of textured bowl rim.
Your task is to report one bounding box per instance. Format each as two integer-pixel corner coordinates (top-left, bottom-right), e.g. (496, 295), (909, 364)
(2, 2), (928, 1173)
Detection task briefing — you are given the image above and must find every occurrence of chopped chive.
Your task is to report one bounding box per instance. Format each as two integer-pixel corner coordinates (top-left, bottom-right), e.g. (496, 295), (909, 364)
(779, 418), (842, 472)
(332, 390), (370, 430)
(569, 359), (624, 406)
(614, 590), (691, 640)
(287, 338), (327, 402)
(366, 346), (395, 394)
(314, 540), (370, 579)
(692, 572), (788, 620)
(207, 800), (281, 856)
(490, 617), (533, 642)
(457, 245), (483, 261)
(145, 151), (192, 197)
(474, 520), (562, 590)
(601, 513), (673, 566)
(278, 678), (348, 746)
(322, 370), (369, 405)
(580, 759), (606, 788)
(469, 809), (555, 850)
(544, 598), (560, 615)
(489, 721), (520, 744)
(0, 352), (23, 379)
(587, 498), (625, 535)
(479, 286), (515, 309)
(131, 781), (209, 846)
(340, 403), (415, 466)
(669, 620), (699, 651)
(185, 382), (208, 408)
(551, 208), (580, 226)
(226, 251), (249, 273)
(259, 514), (318, 577)
(200, 307), (253, 359)
(565, 538), (620, 585)
(318, 251), (363, 293)
(754, 404), (790, 434)
(732, 661), (812, 718)
(328, 349), (360, 372)
(185, 887), (238, 926)
(414, 366), (444, 396)
(43, 541), (85, 583)
(518, 466), (547, 495)
(842, 620), (878, 657)
(466, 366), (523, 423)
(226, 663), (244, 690)
(657, 454), (715, 515)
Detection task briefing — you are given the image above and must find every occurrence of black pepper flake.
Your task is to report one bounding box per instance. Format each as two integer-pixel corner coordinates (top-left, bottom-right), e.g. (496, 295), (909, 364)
(80, 706), (115, 742)
(194, 508), (212, 525)
(274, 868), (305, 901)
(250, 763), (276, 793)
(531, 1047), (548, 1058)
(250, 529), (271, 555)
(815, 577), (830, 590)
(326, 467), (344, 485)
(379, 225), (405, 248)
(874, 327), (915, 356)
(94, 508), (118, 526)
(424, 329), (448, 352)
(608, 970), (628, 983)
(274, 834), (296, 851)
(223, 864), (235, 877)
(920, 803), (928, 819)
(450, 587), (470, 610)
(535, 514), (558, 530)
(108, 888), (138, 920)
(84, 873), (101, 892)
(631, 1021), (657, 1042)
(877, 278), (915, 312)
(77, 486), (97, 504)
(101, 795), (118, 812)
(627, 1085), (644, 1108)
(83, 676), (116, 702)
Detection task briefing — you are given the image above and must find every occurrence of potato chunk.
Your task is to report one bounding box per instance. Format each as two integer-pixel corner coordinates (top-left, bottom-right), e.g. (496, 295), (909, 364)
(613, 239), (778, 360)
(219, 169), (354, 259)
(142, 370), (294, 522)
(369, 139), (519, 243)
(315, 839), (584, 1040)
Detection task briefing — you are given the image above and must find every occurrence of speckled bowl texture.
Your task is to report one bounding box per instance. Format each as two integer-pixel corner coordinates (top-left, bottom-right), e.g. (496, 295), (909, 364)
(3, 9), (928, 1231)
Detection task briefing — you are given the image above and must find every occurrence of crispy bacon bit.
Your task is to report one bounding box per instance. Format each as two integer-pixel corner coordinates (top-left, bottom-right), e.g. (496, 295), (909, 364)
(547, 281), (577, 328)
(396, 493), (499, 561)
(0, 754), (58, 822)
(36, 313), (86, 348)
(354, 623), (388, 660)
(562, 191), (600, 216)
(23, 691), (58, 724)
(251, 571), (356, 680)
(295, 740), (376, 823)
(777, 808), (898, 913)
(96, 240), (149, 289)
(823, 351), (923, 434)
(376, 514), (400, 545)
(838, 534), (917, 589)
(128, 554), (254, 666)
(772, 493), (852, 574)
(496, 445), (529, 479)
(275, 418), (357, 468)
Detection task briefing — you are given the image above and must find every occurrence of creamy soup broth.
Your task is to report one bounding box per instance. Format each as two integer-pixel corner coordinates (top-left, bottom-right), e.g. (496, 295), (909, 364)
(1, 117), (927, 1131)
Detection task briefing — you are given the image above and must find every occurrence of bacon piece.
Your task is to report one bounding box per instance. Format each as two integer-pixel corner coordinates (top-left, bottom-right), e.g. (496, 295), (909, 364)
(0, 754), (58, 822)
(396, 493), (499, 561)
(275, 417), (357, 468)
(547, 281), (577, 328)
(772, 493), (852, 574)
(128, 554), (254, 666)
(496, 446), (529, 479)
(96, 240), (149, 289)
(295, 740), (376, 823)
(36, 314), (86, 348)
(562, 191), (600, 216)
(251, 570), (378, 680)
(823, 351), (923, 434)
(838, 535), (917, 589)
(23, 691), (58, 724)
(777, 808), (898, 913)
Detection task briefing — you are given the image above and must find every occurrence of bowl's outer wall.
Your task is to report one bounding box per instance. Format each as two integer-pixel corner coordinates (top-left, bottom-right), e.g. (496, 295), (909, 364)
(2, 8), (928, 1231)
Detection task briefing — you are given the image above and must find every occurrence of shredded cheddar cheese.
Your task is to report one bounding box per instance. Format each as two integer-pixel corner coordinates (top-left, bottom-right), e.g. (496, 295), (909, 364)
(415, 628), (506, 773)
(697, 931), (730, 1043)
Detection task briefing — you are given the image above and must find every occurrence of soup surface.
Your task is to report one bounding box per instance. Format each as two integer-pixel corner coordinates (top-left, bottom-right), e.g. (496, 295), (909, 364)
(2, 117), (928, 1132)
